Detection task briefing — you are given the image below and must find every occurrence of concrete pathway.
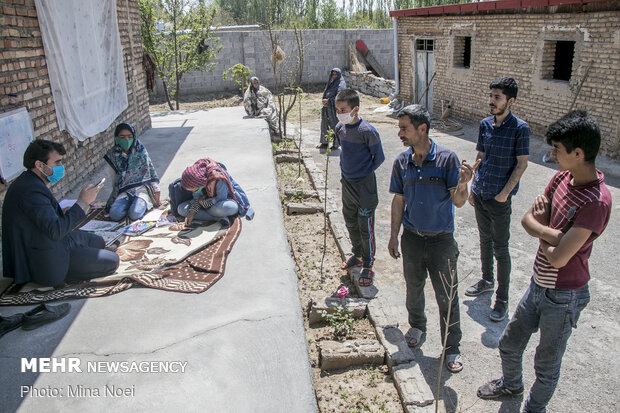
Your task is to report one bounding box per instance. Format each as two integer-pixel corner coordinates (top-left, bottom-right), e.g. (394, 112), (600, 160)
(299, 114), (620, 413)
(0, 107), (317, 413)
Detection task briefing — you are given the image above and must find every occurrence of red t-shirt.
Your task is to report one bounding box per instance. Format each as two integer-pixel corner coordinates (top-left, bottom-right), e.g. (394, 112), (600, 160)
(533, 170), (612, 289)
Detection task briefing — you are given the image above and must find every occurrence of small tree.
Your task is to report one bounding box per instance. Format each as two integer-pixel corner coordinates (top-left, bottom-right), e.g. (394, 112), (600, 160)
(222, 63), (252, 95)
(319, 128), (335, 280)
(139, 0), (221, 110)
(266, 23), (304, 138)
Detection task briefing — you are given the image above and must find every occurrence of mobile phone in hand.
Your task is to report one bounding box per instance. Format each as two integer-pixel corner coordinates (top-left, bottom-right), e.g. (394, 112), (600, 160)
(95, 177), (106, 186)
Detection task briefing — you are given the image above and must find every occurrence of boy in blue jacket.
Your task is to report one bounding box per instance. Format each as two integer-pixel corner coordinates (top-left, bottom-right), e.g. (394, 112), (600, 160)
(335, 89), (385, 286)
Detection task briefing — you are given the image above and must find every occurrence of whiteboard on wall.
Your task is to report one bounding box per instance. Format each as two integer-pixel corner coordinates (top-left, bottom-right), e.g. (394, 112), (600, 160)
(0, 107), (35, 183)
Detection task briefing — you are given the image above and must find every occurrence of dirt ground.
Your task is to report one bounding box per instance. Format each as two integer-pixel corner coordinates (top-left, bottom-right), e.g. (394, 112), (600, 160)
(287, 91), (400, 129)
(274, 157), (402, 413)
(149, 90), (400, 129)
(149, 91), (243, 112)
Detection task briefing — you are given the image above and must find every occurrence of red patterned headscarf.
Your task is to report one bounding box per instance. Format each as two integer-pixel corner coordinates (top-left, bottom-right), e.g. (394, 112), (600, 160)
(181, 158), (236, 199)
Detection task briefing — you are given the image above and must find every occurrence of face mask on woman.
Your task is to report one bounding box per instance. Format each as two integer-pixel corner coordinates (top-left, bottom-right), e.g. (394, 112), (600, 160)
(193, 186), (204, 195)
(115, 137), (134, 151)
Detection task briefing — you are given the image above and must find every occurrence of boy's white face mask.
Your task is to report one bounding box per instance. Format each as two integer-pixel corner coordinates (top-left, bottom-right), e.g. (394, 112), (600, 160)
(337, 110), (357, 125)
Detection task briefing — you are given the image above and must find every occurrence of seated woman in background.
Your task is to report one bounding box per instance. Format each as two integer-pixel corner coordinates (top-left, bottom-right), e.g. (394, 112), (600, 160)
(178, 158), (254, 227)
(243, 76), (280, 137)
(104, 122), (160, 221)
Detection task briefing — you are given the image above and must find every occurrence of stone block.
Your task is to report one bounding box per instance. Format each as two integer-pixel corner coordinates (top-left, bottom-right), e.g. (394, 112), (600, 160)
(286, 202), (323, 215)
(307, 294), (369, 325)
(274, 148), (299, 156)
(284, 189), (319, 199)
(375, 326), (416, 369)
(319, 339), (385, 370)
(275, 154), (301, 163)
(392, 361), (435, 408)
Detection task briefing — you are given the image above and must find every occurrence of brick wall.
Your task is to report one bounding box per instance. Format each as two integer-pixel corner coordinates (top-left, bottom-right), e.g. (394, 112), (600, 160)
(0, 0), (151, 234)
(395, 4), (620, 158)
(153, 28), (395, 97)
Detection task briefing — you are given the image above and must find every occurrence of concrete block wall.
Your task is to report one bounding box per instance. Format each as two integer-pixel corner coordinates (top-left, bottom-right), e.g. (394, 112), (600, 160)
(395, 5), (620, 158)
(154, 28), (395, 97)
(0, 0), (151, 235)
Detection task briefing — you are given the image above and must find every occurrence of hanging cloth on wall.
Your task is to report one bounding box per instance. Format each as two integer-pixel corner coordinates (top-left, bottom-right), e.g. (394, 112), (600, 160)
(34, 0), (128, 141)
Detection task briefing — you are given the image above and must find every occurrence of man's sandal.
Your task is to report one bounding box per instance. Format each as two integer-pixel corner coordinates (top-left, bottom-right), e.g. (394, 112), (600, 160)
(405, 327), (425, 347)
(341, 256), (363, 271)
(445, 353), (463, 373)
(359, 268), (375, 286)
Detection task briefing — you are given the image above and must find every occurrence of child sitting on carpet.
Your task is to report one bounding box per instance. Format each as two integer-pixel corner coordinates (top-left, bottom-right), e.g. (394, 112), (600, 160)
(177, 158), (254, 227)
(104, 122), (161, 221)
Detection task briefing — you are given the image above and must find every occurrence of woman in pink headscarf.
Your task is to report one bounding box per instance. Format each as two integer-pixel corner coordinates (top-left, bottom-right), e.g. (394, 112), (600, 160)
(177, 158), (254, 227)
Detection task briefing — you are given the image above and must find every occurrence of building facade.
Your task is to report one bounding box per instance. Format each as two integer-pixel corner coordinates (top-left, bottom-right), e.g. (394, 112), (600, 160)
(392, 0), (620, 158)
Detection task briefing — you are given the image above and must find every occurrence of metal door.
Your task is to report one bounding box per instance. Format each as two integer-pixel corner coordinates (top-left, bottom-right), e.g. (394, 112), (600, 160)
(414, 38), (434, 113)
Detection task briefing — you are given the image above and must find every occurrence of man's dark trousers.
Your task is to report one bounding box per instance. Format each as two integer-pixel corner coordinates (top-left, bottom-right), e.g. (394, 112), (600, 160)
(473, 192), (512, 302)
(401, 229), (462, 355)
(341, 172), (378, 268)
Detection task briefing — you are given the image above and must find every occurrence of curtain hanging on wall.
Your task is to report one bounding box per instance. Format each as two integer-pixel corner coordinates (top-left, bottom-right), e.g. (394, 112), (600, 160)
(34, 0), (128, 141)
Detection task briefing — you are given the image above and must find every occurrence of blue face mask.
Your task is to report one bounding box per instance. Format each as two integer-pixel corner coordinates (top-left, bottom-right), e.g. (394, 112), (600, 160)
(43, 163), (65, 184)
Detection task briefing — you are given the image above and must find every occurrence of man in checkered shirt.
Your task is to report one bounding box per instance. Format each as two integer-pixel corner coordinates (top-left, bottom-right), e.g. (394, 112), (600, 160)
(465, 77), (530, 322)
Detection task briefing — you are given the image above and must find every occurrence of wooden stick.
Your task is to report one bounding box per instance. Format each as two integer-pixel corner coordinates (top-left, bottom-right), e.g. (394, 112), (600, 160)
(569, 61), (593, 112)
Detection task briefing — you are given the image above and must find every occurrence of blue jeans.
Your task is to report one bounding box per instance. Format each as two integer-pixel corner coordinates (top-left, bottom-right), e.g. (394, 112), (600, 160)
(499, 279), (590, 413)
(177, 199), (239, 222)
(401, 229), (462, 355)
(109, 194), (148, 221)
(177, 180), (239, 223)
(473, 193), (512, 302)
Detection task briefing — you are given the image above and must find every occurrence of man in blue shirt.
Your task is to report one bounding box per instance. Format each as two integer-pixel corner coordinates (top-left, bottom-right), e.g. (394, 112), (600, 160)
(388, 105), (474, 373)
(465, 77), (530, 322)
(335, 89), (385, 286)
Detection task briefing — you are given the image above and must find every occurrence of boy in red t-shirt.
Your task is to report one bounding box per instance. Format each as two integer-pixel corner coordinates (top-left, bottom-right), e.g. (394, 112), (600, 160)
(476, 110), (612, 413)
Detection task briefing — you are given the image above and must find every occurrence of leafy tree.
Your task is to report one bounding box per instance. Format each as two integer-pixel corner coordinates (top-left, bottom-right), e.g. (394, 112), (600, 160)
(319, 0), (346, 28)
(214, 0), (472, 29)
(222, 63), (252, 95)
(139, 0), (221, 110)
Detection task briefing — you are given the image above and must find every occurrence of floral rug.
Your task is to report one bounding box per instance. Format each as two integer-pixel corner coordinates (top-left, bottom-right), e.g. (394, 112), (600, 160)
(0, 217), (242, 305)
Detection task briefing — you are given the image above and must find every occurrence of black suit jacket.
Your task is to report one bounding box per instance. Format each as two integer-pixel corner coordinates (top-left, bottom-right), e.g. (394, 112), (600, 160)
(1, 170), (86, 285)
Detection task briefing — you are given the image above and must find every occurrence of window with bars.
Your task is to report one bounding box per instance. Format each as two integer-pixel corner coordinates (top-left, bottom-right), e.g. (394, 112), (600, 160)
(415, 39), (434, 51)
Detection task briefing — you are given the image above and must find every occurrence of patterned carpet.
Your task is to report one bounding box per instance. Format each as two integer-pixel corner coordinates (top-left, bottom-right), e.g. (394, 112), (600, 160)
(0, 216), (242, 305)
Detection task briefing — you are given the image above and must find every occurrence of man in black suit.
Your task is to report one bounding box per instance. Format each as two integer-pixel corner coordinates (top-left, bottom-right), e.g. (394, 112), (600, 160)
(2, 139), (119, 286)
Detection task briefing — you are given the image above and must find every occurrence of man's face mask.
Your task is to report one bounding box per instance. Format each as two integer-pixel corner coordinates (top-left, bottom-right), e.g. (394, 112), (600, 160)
(42, 163), (65, 184)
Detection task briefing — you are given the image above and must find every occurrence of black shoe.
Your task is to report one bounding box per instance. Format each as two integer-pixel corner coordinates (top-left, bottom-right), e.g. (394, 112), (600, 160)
(316, 143), (328, 149)
(21, 303), (71, 331)
(490, 300), (508, 322)
(465, 279), (494, 296)
(0, 313), (24, 338)
(477, 377), (524, 399)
